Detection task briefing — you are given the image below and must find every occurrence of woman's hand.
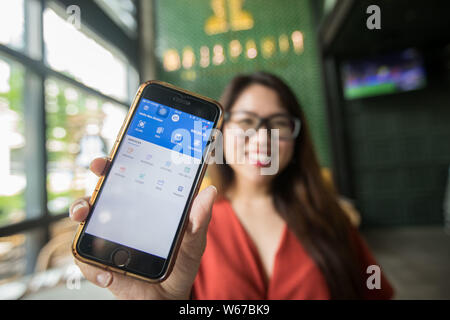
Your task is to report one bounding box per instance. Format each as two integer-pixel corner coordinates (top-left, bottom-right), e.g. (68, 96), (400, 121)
(69, 157), (216, 300)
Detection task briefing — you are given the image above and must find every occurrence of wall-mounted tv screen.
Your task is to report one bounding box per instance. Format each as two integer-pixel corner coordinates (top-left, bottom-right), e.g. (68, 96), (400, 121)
(342, 48), (427, 100)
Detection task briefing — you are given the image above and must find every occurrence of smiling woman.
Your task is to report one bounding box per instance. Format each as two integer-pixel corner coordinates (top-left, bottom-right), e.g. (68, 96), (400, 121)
(198, 72), (394, 299)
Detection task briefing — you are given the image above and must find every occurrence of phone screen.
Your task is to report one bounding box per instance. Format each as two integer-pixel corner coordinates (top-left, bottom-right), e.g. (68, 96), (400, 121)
(84, 97), (214, 259)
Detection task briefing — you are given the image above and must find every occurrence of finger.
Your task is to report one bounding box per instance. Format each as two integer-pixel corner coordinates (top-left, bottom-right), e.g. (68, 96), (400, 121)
(89, 157), (108, 177)
(187, 185), (217, 235)
(69, 197), (91, 222)
(74, 259), (113, 288)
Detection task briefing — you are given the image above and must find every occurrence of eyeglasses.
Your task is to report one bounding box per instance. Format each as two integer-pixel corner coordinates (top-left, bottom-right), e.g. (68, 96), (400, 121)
(224, 111), (301, 140)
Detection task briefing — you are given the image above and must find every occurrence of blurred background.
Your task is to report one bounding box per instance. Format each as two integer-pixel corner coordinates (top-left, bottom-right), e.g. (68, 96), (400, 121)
(0, 0), (449, 299)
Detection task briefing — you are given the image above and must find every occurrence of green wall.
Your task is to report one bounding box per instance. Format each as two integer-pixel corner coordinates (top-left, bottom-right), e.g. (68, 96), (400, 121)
(153, 0), (331, 166)
(344, 85), (450, 226)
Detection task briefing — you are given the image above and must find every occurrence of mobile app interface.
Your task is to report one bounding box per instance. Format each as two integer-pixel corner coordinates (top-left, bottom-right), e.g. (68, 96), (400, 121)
(85, 98), (214, 259)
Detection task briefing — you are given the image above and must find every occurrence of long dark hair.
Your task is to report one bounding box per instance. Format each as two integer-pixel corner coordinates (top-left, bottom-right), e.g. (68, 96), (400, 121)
(209, 71), (365, 299)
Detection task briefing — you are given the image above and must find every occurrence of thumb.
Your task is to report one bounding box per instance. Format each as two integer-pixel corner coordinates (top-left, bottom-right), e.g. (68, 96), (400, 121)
(158, 185), (217, 298)
(187, 185), (217, 235)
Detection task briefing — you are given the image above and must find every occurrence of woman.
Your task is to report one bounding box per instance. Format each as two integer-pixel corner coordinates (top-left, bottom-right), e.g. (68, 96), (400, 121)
(69, 72), (394, 299)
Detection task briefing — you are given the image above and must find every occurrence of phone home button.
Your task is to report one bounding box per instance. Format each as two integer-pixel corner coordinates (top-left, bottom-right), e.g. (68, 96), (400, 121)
(112, 249), (130, 267)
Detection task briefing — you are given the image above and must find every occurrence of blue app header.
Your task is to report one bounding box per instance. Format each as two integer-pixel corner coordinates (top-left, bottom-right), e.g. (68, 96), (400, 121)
(126, 98), (214, 159)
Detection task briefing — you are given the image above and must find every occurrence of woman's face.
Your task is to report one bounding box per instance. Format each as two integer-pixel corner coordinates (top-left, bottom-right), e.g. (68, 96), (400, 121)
(223, 84), (295, 185)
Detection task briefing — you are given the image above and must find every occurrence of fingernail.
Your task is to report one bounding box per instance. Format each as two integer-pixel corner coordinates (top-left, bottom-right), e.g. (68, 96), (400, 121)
(207, 185), (217, 195)
(96, 272), (111, 287)
(71, 200), (88, 217)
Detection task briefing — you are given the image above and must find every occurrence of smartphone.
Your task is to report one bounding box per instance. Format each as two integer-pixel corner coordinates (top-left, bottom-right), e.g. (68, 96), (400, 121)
(72, 81), (223, 282)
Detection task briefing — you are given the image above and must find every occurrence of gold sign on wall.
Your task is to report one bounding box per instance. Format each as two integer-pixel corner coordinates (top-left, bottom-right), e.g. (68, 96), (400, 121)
(291, 31), (304, 54)
(229, 39), (242, 59)
(205, 0), (254, 35)
(262, 37), (276, 59)
(279, 34), (290, 53)
(182, 46), (196, 69)
(162, 30), (304, 73)
(199, 46), (210, 68)
(162, 0), (305, 74)
(163, 49), (181, 72)
(245, 39), (257, 59)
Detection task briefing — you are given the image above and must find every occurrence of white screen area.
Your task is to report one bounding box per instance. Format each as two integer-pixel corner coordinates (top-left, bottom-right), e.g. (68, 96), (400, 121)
(85, 99), (213, 258)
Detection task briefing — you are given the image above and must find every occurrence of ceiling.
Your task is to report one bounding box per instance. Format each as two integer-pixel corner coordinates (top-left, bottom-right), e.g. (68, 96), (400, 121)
(320, 0), (450, 57)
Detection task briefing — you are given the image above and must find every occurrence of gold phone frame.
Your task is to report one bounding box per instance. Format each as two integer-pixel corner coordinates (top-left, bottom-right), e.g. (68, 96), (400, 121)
(72, 80), (223, 283)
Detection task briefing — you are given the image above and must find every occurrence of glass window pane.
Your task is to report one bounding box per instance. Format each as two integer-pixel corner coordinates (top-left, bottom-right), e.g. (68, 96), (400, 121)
(94, 0), (137, 37)
(0, 0), (25, 51)
(43, 7), (129, 102)
(46, 78), (127, 214)
(0, 56), (26, 227)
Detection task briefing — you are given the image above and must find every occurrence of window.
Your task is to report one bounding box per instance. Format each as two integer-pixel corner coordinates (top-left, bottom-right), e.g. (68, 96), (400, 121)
(46, 78), (127, 214)
(0, 0), (139, 284)
(0, 57), (26, 227)
(94, 0), (138, 38)
(0, 0), (25, 51)
(43, 7), (130, 102)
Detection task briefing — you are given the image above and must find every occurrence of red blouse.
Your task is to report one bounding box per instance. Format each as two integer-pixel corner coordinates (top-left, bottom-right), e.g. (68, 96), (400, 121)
(192, 198), (394, 300)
